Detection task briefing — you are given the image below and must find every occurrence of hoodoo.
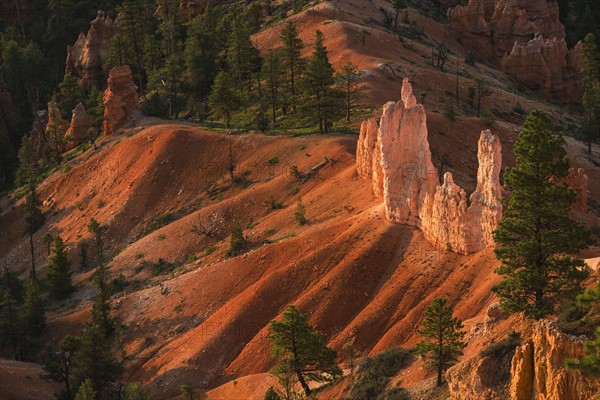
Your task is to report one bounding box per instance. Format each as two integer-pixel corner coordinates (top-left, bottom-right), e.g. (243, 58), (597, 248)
(357, 79), (503, 254)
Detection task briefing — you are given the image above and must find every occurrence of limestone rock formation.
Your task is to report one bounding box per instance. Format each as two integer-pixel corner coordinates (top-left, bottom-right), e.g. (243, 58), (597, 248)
(446, 353), (507, 400)
(103, 66), (139, 135)
(502, 36), (582, 102)
(65, 11), (115, 86)
(356, 118), (379, 180)
(379, 79), (438, 225)
(64, 103), (92, 150)
(420, 130), (502, 254)
(510, 320), (599, 400)
(567, 167), (588, 213)
(356, 79), (503, 254)
(448, 0), (565, 63)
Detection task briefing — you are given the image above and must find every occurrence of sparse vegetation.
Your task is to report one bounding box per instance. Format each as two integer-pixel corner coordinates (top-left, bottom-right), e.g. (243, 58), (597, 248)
(228, 223), (247, 257)
(294, 197), (306, 225)
(416, 298), (466, 387)
(350, 348), (412, 400)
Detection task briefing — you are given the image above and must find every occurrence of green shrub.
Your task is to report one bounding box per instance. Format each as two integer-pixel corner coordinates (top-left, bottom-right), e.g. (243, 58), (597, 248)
(110, 274), (128, 294)
(144, 213), (176, 235)
(351, 348), (412, 400)
(480, 331), (520, 358)
(513, 102), (525, 115)
(141, 92), (169, 118)
(377, 388), (410, 400)
(480, 109), (495, 126)
(443, 100), (456, 121)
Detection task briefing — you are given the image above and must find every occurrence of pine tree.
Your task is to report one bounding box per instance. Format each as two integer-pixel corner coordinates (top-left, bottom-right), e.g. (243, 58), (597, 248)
(16, 135), (38, 187)
(265, 51), (283, 123)
(228, 223), (246, 257)
(391, 0), (407, 29)
(226, 15), (256, 94)
(336, 62), (363, 122)
(280, 22), (304, 103)
(493, 110), (593, 319)
(48, 236), (74, 300)
(74, 378), (96, 400)
(180, 384), (194, 400)
(565, 284), (600, 376)
(300, 31), (340, 134)
(25, 184), (45, 280)
(184, 6), (220, 119)
(209, 71), (240, 128)
(23, 278), (45, 335)
(122, 382), (153, 400)
(415, 298), (466, 387)
(580, 33), (600, 153)
(87, 218), (104, 263)
(75, 323), (122, 398)
(294, 197), (306, 225)
(268, 304), (341, 397)
(0, 291), (22, 357)
(55, 73), (85, 119)
(91, 264), (114, 337)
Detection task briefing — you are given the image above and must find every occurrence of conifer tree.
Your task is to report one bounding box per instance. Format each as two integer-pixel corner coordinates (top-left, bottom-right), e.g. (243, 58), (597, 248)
(55, 73), (85, 119)
(209, 71), (240, 128)
(294, 197), (306, 225)
(226, 15), (256, 94)
(391, 0), (407, 29)
(48, 236), (74, 300)
(300, 31), (340, 134)
(280, 22), (304, 103)
(91, 264), (114, 337)
(336, 62), (363, 122)
(493, 110), (592, 319)
(0, 291), (22, 357)
(265, 51), (283, 123)
(25, 183), (45, 280)
(580, 33), (600, 153)
(228, 223), (246, 257)
(415, 298), (466, 387)
(185, 6), (220, 119)
(268, 304), (341, 397)
(74, 378), (96, 400)
(23, 278), (45, 334)
(87, 218), (104, 263)
(75, 323), (122, 398)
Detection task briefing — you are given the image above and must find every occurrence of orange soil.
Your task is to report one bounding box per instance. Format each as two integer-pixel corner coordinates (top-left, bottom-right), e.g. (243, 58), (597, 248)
(1, 2), (599, 399)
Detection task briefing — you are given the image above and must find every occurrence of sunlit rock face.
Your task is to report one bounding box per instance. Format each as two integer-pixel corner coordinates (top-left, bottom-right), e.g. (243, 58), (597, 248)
(103, 66), (139, 136)
(65, 11), (115, 86)
(356, 79), (503, 254)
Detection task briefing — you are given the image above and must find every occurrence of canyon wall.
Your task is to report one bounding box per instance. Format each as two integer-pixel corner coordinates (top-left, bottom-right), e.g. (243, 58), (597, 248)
(447, 320), (599, 400)
(502, 36), (583, 103)
(103, 66), (139, 136)
(448, 0), (564, 63)
(510, 320), (598, 400)
(356, 79), (502, 254)
(65, 11), (115, 86)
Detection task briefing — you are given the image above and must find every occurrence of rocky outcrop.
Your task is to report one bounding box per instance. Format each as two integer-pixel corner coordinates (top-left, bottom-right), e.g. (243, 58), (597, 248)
(502, 36), (582, 102)
(64, 103), (92, 150)
(567, 167), (588, 212)
(103, 66), (139, 135)
(448, 0), (565, 64)
(510, 320), (599, 400)
(356, 79), (502, 254)
(45, 100), (69, 153)
(356, 118), (379, 180)
(65, 11), (115, 86)
(447, 320), (599, 400)
(379, 79), (439, 225)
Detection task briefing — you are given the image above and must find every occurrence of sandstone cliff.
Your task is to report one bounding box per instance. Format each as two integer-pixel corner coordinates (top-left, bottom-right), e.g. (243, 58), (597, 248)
(103, 66), (139, 136)
(510, 320), (599, 400)
(356, 79), (503, 254)
(447, 319), (600, 400)
(64, 103), (92, 150)
(448, 0), (565, 63)
(65, 11), (115, 86)
(502, 36), (582, 103)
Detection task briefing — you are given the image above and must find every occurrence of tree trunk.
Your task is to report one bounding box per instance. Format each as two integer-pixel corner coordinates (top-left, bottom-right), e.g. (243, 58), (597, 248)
(296, 369), (312, 396)
(29, 232), (36, 280)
